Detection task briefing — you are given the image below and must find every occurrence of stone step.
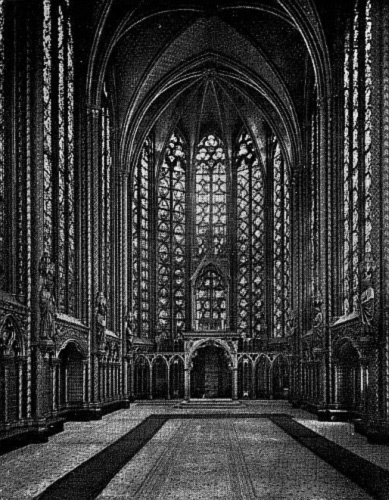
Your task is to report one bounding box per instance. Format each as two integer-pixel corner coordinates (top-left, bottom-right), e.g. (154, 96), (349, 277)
(178, 399), (242, 409)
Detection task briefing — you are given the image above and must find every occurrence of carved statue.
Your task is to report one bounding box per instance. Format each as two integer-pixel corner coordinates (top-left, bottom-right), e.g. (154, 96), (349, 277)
(0, 317), (17, 356)
(155, 332), (167, 352)
(95, 291), (107, 348)
(343, 297), (350, 317)
(360, 252), (376, 328)
(125, 311), (134, 352)
(39, 252), (57, 340)
(289, 310), (297, 336)
(312, 290), (323, 329)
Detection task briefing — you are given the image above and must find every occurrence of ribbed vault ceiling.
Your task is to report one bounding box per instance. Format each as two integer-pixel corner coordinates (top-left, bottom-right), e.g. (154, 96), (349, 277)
(76, 0), (336, 172)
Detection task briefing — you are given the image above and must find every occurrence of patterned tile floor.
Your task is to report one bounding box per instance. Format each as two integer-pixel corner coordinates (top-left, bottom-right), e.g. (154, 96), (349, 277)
(97, 418), (373, 500)
(0, 401), (387, 499)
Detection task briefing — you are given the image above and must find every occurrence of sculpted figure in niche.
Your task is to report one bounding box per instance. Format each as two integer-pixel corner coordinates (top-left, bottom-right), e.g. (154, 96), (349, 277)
(360, 252), (375, 328)
(95, 291), (107, 348)
(0, 317), (17, 355)
(343, 297), (350, 317)
(312, 290), (323, 329)
(39, 252), (57, 340)
(289, 310), (297, 336)
(125, 311), (134, 352)
(155, 332), (167, 352)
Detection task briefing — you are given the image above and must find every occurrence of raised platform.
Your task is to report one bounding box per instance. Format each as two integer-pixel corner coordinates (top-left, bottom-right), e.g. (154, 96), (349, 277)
(178, 398), (242, 409)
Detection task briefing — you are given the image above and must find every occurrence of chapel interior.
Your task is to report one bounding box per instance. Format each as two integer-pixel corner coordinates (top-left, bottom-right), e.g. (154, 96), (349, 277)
(1, 0), (389, 498)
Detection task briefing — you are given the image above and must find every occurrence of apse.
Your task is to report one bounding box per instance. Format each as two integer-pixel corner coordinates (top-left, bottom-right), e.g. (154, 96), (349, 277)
(128, 74), (292, 342)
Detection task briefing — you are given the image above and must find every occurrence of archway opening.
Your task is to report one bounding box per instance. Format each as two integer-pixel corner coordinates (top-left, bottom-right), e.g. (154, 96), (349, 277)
(272, 355), (289, 399)
(190, 344), (232, 398)
(256, 356), (271, 399)
(152, 357), (168, 399)
(334, 340), (361, 412)
(170, 357), (184, 399)
(134, 357), (150, 399)
(238, 357), (252, 398)
(59, 342), (84, 408)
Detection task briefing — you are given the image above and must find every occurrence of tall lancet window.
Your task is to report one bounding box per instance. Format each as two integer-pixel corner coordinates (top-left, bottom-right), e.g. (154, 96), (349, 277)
(343, 0), (372, 314)
(157, 132), (186, 338)
(364, 0), (372, 254)
(236, 131), (265, 336)
(43, 0), (75, 314)
(100, 89), (112, 307)
(132, 137), (152, 338)
(0, 0), (4, 282)
(310, 107), (320, 292)
(273, 139), (290, 337)
(195, 135), (227, 256)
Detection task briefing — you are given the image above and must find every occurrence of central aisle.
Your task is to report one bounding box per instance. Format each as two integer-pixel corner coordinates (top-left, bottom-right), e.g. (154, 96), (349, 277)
(97, 418), (372, 500)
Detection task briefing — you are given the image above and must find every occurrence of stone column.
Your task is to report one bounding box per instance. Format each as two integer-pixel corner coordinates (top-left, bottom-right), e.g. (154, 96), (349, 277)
(89, 106), (101, 407)
(99, 357), (104, 402)
(184, 367), (190, 401)
(149, 363), (153, 400)
(251, 361), (255, 399)
(116, 363), (119, 397)
(4, 363), (9, 422)
(105, 362), (109, 400)
(82, 360), (88, 403)
(114, 363), (117, 397)
(106, 361), (109, 399)
(361, 358), (369, 416)
(167, 364), (171, 400)
(52, 357), (59, 413)
(30, 7), (46, 426)
(121, 172), (128, 401)
(64, 364), (68, 405)
(232, 367), (238, 400)
(18, 359), (23, 419)
(130, 356), (135, 398)
(123, 357), (128, 397)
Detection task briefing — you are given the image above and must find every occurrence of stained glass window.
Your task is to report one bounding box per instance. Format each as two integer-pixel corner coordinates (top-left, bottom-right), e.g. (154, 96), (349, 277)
(273, 139), (290, 337)
(131, 161), (140, 337)
(195, 135), (227, 256)
(236, 131), (264, 336)
(310, 109), (319, 294)
(195, 266), (227, 331)
(100, 94), (112, 305)
(132, 137), (152, 338)
(43, 0), (75, 314)
(364, 0), (372, 254)
(57, 1), (66, 310)
(343, 0), (372, 313)
(66, 5), (75, 314)
(0, 0), (4, 282)
(351, 3), (359, 305)
(43, 0), (53, 257)
(157, 132), (186, 338)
